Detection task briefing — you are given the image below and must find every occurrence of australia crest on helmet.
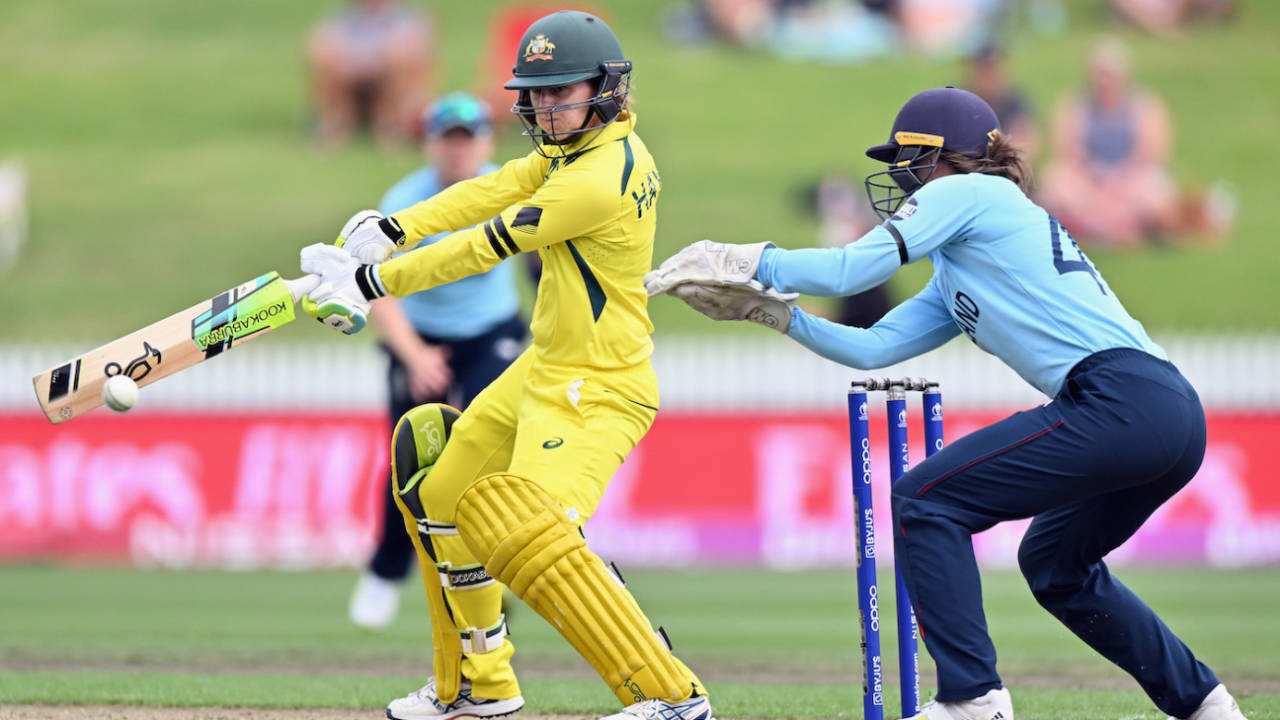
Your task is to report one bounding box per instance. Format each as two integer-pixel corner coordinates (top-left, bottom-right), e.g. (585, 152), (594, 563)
(524, 34), (556, 62)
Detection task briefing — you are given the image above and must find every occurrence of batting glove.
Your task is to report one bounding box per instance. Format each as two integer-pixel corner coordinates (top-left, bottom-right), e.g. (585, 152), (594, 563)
(336, 209), (406, 264)
(299, 243), (380, 335)
(644, 240), (774, 297)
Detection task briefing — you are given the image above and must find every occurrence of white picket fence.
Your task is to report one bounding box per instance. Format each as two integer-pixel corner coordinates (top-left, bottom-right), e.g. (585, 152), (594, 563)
(5, 333), (1279, 413)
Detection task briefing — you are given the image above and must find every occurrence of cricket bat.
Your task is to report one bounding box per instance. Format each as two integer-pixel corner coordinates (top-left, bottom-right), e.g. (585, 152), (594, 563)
(33, 271), (318, 424)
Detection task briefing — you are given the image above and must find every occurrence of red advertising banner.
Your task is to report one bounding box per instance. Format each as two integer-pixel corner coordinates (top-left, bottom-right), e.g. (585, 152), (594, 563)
(2, 409), (1278, 568)
(0, 414), (388, 568)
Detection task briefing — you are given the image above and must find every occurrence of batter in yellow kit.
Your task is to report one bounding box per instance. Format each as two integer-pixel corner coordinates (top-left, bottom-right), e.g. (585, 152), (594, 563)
(297, 10), (712, 720)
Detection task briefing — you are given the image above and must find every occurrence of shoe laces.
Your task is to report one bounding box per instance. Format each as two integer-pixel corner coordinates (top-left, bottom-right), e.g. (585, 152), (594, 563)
(623, 700), (666, 719)
(414, 679), (480, 712)
(626, 697), (706, 720)
(413, 678), (438, 702)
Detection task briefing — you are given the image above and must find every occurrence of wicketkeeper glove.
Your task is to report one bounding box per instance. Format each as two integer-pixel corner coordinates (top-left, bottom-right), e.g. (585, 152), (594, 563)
(666, 279), (798, 333)
(644, 240), (774, 297)
(336, 209), (406, 264)
(299, 243), (383, 335)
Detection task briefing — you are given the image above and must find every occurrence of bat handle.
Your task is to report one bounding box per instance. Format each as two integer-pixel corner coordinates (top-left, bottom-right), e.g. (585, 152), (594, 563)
(283, 274), (320, 304)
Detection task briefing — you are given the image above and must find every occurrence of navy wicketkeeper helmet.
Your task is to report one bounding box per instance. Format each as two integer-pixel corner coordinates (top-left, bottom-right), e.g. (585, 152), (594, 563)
(864, 87), (1001, 219)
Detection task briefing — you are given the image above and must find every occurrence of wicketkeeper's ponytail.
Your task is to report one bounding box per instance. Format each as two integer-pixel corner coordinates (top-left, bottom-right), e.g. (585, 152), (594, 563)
(941, 130), (1033, 195)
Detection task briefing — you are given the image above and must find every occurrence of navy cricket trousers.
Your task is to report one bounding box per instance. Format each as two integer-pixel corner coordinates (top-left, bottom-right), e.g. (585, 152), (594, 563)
(890, 348), (1219, 718)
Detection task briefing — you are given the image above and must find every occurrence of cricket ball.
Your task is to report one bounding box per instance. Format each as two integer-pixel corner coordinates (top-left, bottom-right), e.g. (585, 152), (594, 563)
(102, 375), (139, 413)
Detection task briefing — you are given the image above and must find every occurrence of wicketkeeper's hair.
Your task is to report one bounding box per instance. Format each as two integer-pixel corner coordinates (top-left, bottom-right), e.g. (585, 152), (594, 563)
(941, 131), (1033, 194)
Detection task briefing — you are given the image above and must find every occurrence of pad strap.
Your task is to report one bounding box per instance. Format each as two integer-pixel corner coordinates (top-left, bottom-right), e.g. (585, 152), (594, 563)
(418, 518), (460, 536)
(460, 615), (508, 654)
(437, 561), (496, 590)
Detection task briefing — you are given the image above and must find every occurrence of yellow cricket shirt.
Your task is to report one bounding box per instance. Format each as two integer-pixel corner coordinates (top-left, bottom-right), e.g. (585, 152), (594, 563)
(379, 112), (662, 397)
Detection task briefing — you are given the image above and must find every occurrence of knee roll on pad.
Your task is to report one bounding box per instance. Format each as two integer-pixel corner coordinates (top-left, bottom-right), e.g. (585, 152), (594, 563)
(455, 473), (693, 705)
(391, 403), (461, 522)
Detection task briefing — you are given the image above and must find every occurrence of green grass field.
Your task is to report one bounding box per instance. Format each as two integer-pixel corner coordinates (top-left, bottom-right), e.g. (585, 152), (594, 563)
(1, 1), (1279, 343)
(3, 3), (1280, 715)
(2, 565), (1278, 718)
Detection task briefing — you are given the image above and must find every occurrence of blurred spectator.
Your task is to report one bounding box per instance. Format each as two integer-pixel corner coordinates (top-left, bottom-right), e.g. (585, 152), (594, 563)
(770, 0), (899, 63)
(807, 173), (892, 328)
(349, 93), (530, 630)
(1038, 39), (1235, 249)
(966, 44), (1038, 160)
(663, 0), (898, 63)
(1109, 0), (1235, 36)
(703, 0), (776, 46)
(897, 0), (1008, 57)
(307, 0), (434, 148)
(664, 0), (1014, 63)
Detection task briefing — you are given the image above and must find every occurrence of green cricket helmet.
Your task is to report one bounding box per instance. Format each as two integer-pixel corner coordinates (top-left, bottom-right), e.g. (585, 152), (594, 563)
(504, 10), (632, 157)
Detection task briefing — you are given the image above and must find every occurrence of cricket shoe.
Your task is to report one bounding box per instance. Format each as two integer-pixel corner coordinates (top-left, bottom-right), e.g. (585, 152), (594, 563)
(1169, 684), (1247, 720)
(903, 687), (1013, 720)
(598, 694), (714, 720)
(349, 571), (401, 630)
(386, 678), (523, 720)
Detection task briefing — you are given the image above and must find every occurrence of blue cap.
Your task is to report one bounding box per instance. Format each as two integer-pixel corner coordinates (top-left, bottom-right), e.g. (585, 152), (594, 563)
(865, 87), (1000, 163)
(423, 92), (492, 139)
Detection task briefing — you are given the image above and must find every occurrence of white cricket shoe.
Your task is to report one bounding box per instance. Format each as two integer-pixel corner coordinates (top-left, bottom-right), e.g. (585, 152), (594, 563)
(1169, 684), (1248, 720)
(386, 678), (524, 720)
(598, 694), (714, 720)
(349, 571), (400, 630)
(904, 687), (1013, 720)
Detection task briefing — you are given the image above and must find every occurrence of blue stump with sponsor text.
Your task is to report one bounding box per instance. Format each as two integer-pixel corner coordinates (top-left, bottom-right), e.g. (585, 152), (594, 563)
(849, 378), (941, 719)
(848, 386), (883, 720)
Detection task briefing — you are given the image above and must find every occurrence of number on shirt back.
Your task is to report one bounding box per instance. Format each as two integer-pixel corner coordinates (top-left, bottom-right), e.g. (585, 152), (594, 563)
(1049, 216), (1106, 295)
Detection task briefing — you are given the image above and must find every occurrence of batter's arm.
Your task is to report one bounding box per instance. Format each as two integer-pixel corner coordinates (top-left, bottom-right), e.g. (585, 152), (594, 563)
(376, 164), (617, 297)
(390, 152), (546, 248)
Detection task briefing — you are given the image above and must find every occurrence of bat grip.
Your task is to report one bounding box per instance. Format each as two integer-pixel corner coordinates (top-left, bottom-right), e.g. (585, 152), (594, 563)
(283, 274), (320, 304)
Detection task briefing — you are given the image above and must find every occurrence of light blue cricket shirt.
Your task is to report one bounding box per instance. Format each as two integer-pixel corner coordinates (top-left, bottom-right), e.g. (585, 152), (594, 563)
(755, 173), (1164, 397)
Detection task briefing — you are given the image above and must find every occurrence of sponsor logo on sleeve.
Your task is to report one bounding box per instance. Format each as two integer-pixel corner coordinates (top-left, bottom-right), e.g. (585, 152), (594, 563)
(891, 198), (918, 221)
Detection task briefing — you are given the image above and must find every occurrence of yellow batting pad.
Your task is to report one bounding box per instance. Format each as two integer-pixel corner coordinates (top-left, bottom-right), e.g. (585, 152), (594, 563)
(455, 473), (696, 706)
(393, 495), (465, 704)
(390, 403), (465, 704)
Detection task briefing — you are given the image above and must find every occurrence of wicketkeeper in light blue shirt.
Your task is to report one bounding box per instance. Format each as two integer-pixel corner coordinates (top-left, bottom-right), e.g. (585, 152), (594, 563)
(759, 168), (1165, 399)
(647, 88), (1238, 720)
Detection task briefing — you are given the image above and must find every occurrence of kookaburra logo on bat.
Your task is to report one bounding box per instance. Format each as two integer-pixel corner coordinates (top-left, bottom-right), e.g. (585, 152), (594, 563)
(104, 341), (163, 381)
